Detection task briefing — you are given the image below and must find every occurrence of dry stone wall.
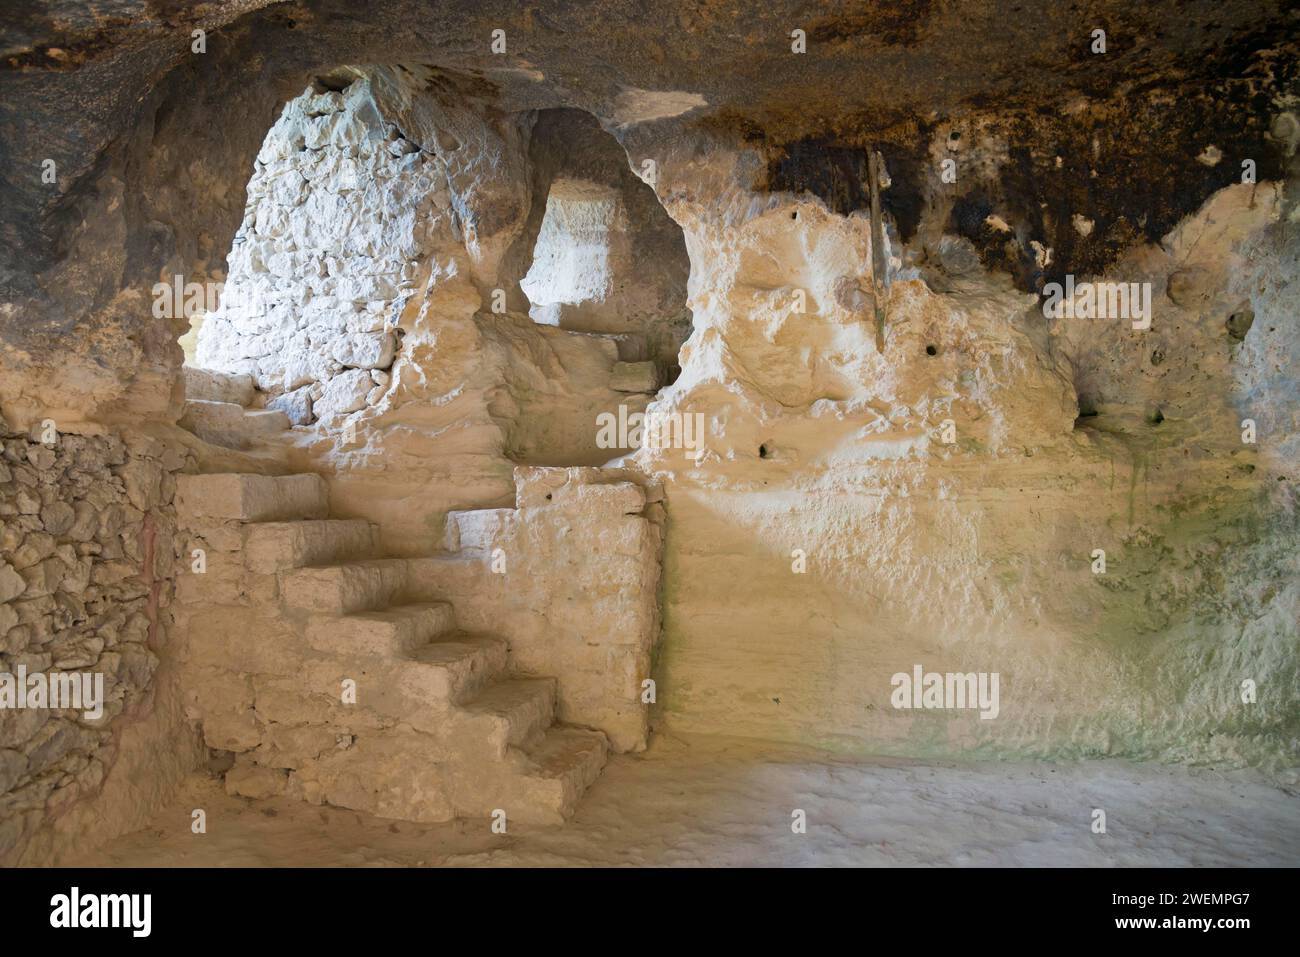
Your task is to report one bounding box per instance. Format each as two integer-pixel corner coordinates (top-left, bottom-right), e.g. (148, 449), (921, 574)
(195, 79), (435, 423)
(0, 421), (197, 863)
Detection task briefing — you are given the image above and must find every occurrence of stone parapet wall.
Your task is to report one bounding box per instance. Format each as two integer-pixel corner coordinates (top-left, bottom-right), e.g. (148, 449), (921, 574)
(436, 466), (665, 752)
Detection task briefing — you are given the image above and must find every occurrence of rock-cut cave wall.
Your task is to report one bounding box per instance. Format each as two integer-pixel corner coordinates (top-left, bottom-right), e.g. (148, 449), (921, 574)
(642, 166), (1299, 768)
(0, 0), (1298, 863)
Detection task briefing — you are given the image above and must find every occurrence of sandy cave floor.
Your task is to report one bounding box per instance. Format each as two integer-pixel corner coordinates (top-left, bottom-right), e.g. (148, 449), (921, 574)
(73, 734), (1300, 867)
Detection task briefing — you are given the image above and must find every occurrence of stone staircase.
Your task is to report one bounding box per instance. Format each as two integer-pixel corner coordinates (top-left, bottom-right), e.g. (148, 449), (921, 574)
(179, 367), (292, 449)
(175, 471), (608, 825)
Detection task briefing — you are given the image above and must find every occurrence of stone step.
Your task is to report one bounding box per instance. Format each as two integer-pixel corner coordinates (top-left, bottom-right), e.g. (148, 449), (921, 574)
(178, 400), (247, 447)
(299, 633), (510, 727)
(252, 721), (605, 826)
(183, 366), (256, 405)
(527, 726), (608, 781)
(407, 633), (509, 703)
(458, 677), (557, 755)
(243, 408), (293, 433)
(278, 728), (456, 823)
(517, 726), (609, 822)
(176, 473), (329, 523)
(454, 726), (609, 825)
(281, 558), (413, 615)
(244, 519), (380, 573)
(180, 399), (289, 448)
(305, 601), (457, 657)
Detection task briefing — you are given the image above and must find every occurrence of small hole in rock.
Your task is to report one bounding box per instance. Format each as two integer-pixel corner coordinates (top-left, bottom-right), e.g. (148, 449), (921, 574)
(1150, 348), (1165, 366)
(759, 444), (770, 459)
(1073, 393), (1100, 427)
(545, 493), (552, 500)
(1226, 307), (1255, 342)
(1149, 408), (1165, 425)
(791, 211), (798, 220)
(925, 344), (938, 356)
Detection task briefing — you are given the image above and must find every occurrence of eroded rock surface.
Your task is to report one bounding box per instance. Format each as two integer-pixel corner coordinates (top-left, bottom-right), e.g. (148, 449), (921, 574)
(0, 0), (1297, 866)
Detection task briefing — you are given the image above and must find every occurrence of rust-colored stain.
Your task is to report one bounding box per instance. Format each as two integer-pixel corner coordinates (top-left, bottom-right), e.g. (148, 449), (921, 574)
(140, 511), (162, 653)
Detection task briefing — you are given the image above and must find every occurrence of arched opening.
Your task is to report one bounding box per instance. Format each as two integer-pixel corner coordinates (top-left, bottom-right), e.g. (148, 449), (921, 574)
(511, 108), (692, 384)
(178, 80), (690, 463)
